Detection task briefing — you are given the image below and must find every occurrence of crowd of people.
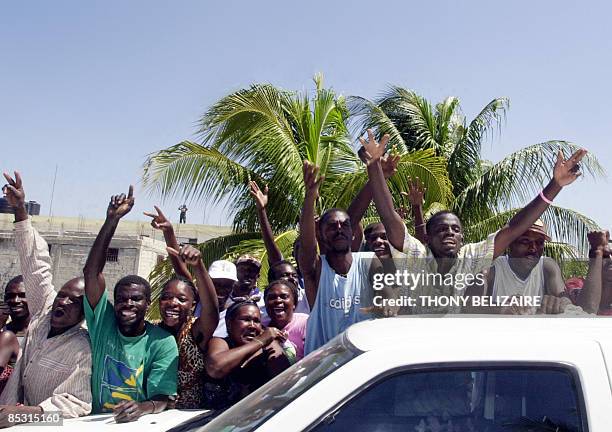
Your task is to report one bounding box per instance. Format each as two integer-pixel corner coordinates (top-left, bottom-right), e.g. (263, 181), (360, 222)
(0, 131), (609, 426)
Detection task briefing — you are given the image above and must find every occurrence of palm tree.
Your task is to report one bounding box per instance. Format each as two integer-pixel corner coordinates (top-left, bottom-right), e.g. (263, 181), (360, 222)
(349, 87), (605, 257)
(142, 76), (452, 309)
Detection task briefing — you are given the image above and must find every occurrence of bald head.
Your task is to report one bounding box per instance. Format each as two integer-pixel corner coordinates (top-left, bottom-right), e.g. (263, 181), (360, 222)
(50, 277), (85, 335)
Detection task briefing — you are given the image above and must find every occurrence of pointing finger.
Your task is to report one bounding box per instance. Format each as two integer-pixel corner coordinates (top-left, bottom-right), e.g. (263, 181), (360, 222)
(127, 185), (134, 199)
(154, 205), (165, 218)
(2, 172), (14, 185)
(14, 171), (22, 188)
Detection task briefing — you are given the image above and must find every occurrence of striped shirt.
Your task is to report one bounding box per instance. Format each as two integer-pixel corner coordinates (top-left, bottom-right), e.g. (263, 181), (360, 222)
(0, 218), (92, 418)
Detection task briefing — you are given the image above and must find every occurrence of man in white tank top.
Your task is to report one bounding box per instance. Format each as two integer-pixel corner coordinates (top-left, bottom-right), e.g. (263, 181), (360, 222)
(487, 221), (603, 314)
(299, 161), (388, 354)
(489, 220), (561, 301)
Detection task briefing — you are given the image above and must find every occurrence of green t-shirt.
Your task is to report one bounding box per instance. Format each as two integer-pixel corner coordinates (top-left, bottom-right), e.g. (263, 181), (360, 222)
(85, 291), (178, 413)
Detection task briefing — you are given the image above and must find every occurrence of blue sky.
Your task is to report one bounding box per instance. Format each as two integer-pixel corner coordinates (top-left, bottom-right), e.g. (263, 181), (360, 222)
(2, 1), (610, 228)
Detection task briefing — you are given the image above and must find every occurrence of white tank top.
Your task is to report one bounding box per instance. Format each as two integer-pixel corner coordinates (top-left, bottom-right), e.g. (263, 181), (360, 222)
(492, 256), (545, 298)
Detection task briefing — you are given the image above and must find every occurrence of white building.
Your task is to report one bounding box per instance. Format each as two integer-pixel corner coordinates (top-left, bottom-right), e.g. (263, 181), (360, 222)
(0, 214), (230, 297)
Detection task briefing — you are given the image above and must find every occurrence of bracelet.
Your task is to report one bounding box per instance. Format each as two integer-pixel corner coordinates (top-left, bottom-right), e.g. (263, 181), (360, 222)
(150, 400), (158, 413)
(415, 223), (426, 228)
(253, 338), (264, 348)
(539, 190), (553, 205)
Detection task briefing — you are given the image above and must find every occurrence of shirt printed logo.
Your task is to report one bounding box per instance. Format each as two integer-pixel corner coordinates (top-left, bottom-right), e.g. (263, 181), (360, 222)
(100, 355), (145, 410)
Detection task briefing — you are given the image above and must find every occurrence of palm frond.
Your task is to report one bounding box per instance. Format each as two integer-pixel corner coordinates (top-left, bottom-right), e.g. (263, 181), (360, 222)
(448, 97), (509, 195)
(142, 141), (259, 211)
(454, 140), (605, 224)
(347, 96), (407, 153)
(146, 232), (261, 320)
(376, 86), (440, 152)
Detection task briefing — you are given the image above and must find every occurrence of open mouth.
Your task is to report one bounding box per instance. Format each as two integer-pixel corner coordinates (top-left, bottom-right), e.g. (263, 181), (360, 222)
(163, 309), (180, 319)
(272, 306), (286, 317)
(119, 310), (137, 320)
(53, 308), (66, 318)
(243, 330), (257, 341)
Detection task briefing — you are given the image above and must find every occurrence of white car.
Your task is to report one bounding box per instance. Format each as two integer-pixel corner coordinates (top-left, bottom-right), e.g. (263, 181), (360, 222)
(12, 316), (612, 431)
(174, 316), (612, 432)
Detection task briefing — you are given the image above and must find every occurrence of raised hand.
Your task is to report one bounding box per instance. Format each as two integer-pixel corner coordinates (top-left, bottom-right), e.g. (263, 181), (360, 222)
(143, 206), (172, 232)
(587, 230), (610, 257)
(106, 185), (135, 220)
(553, 148), (587, 187)
(167, 244), (204, 269)
(302, 160), (324, 199)
(249, 181), (268, 210)
(358, 129), (390, 165)
(381, 154), (400, 179)
(404, 177), (426, 206)
(2, 171), (25, 208)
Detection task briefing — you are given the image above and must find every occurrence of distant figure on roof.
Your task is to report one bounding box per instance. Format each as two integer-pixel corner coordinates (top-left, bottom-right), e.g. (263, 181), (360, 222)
(178, 205), (188, 224)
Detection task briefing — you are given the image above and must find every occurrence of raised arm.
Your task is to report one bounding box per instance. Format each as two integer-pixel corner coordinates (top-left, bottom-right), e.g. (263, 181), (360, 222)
(144, 206), (191, 280)
(299, 161), (324, 308)
(2, 172), (28, 224)
(167, 245), (219, 351)
(404, 177), (427, 243)
(83, 186), (134, 309)
(347, 152), (400, 240)
(576, 231), (607, 314)
(249, 181), (283, 265)
(493, 149), (587, 258)
(361, 130), (406, 251)
(3, 172), (55, 316)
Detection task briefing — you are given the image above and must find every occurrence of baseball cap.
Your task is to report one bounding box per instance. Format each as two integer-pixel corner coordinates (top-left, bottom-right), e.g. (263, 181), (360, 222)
(208, 260), (238, 281)
(235, 254), (262, 269)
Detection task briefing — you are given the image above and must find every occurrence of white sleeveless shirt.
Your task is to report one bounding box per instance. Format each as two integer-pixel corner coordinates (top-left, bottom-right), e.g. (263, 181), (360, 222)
(491, 256), (545, 298)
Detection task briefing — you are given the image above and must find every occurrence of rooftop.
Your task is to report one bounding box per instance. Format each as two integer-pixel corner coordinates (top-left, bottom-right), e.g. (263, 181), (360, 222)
(0, 213), (231, 243)
(346, 316), (612, 352)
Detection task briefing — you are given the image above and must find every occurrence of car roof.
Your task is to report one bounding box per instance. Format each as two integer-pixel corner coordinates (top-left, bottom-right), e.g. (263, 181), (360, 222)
(346, 316), (612, 352)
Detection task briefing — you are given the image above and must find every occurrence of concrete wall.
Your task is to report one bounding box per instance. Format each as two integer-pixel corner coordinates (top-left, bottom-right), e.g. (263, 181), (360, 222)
(0, 230), (166, 298)
(0, 214), (230, 298)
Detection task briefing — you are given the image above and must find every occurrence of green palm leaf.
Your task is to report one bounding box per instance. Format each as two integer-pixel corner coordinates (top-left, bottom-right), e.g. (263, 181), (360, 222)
(142, 141), (258, 208)
(454, 140), (605, 224)
(448, 97), (509, 195)
(146, 232), (261, 320)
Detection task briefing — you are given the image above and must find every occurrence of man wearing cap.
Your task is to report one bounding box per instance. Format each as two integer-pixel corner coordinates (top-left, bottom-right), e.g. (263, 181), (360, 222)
(488, 220), (565, 302)
(207, 260), (238, 312)
(232, 255), (262, 302)
(488, 222), (606, 314)
(193, 259), (238, 325)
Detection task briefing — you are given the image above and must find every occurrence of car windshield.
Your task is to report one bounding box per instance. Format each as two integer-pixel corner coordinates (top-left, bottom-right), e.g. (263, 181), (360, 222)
(187, 334), (360, 432)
